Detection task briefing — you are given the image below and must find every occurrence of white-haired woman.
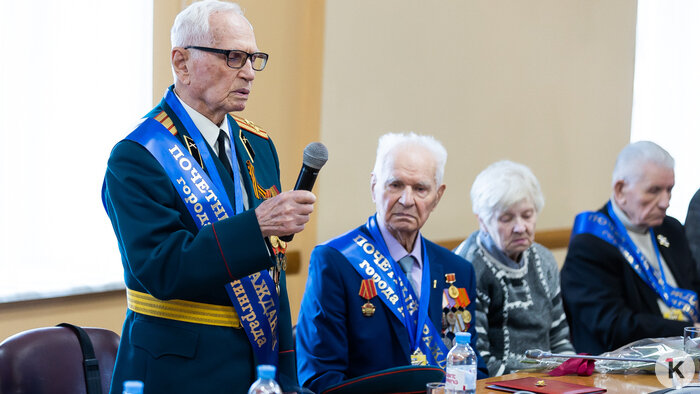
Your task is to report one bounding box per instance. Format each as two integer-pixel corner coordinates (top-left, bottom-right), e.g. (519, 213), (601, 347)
(453, 160), (574, 377)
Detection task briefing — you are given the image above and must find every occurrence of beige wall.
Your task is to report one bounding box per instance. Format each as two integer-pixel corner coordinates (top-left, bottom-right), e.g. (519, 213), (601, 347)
(1, 0), (636, 340)
(317, 0), (637, 244)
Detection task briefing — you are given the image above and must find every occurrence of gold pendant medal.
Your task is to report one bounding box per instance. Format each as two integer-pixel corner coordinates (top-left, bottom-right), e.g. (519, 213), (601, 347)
(411, 348), (428, 366)
(361, 302), (376, 317)
(448, 285), (459, 299)
(462, 310), (472, 324)
(445, 273), (459, 298)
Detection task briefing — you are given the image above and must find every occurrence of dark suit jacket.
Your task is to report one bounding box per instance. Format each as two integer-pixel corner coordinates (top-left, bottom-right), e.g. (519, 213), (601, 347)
(561, 205), (700, 355)
(295, 223), (488, 393)
(103, 92), (296, 394)
(686, 188), (700, 267)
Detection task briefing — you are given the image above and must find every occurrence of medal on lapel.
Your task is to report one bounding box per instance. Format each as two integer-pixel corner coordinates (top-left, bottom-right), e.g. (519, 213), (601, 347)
(445, 273), (459, 299)
(269, 236), (287, 294)
(411, 348), (428, 366)
(462, 309), (472, 324)
(441, 274), (472, 342)
(359, 279), (377, 317)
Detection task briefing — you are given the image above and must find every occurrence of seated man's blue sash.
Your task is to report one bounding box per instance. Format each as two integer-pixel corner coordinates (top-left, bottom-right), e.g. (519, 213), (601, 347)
(117, 88), (280, 367)
(326, 215), (449, 368)
(572, 201), (698, 322)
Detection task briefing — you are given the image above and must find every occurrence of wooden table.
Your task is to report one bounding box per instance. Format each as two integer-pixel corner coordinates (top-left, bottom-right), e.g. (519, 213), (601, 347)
(477, 371), (671, 393)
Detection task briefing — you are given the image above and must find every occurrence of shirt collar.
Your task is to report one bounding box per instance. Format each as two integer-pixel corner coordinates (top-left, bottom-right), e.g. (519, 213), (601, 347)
(173, 91), (229, 151)
(611, 198), (648, 234)
(376, 216), (423, 268)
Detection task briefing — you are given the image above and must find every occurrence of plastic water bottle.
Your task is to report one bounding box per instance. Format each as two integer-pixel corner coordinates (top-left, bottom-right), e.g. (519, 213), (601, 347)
(122, 380), (144, 394)
(248, 364), (282, 394)
(445, 331), (477, 394)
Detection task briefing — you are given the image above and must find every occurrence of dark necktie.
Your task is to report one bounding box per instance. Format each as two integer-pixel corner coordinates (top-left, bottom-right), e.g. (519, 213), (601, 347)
(216, 129), (234, 178)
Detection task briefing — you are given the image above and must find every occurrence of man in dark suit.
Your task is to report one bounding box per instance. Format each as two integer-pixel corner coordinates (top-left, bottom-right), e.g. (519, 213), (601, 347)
(102, 1), (315, 393)
(686, 188), (700, 266)
(561, 141), (700, 355)
(296, 133), (487, 393)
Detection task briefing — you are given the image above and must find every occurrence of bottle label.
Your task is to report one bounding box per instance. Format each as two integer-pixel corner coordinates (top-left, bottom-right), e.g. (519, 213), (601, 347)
(445, 365), (476, 391)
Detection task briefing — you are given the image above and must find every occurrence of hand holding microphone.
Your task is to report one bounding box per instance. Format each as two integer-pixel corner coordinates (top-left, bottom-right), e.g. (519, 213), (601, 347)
(279, 142), (328, 242)
(255, 142), (328, 240)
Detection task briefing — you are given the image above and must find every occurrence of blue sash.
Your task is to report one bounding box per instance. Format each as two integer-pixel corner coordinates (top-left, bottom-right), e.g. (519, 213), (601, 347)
(326, 215), (449, 368)
(120, 88), (280, 366)
(572, 201), (698, 322)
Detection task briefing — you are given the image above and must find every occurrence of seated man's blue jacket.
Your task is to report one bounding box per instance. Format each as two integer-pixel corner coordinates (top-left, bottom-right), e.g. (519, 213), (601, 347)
(296, 223), (488, 393)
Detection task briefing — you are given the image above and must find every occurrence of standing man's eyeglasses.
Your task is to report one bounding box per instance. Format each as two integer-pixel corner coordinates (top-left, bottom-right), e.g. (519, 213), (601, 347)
(185, 46), (269, 71)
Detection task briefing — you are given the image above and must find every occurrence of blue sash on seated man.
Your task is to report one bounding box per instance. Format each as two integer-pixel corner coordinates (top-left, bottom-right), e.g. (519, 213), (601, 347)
(296, 133), (488, 394)
(561, 141), (700, 355)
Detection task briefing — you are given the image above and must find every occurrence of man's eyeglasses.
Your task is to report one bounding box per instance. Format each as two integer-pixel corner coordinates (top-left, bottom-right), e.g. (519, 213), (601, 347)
(185, 46), (269, 71)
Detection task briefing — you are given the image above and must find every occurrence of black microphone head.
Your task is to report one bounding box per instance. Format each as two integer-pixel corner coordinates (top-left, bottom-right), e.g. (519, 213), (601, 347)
(302, 142), (328, 170)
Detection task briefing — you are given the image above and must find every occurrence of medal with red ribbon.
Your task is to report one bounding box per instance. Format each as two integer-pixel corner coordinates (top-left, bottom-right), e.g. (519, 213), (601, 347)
(359, 279), (378, 317)
(442, 273), (472, 337)
(445, 273), (459, 299)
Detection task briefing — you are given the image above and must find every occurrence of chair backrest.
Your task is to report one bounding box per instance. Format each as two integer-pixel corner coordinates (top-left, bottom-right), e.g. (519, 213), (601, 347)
(0, 326), (120, 394)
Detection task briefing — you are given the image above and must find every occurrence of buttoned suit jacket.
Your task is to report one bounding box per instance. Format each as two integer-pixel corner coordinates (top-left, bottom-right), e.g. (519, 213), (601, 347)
(561, 205), (700, 355)
(295, 223), (488, 393)
(103, 91), (296, 394)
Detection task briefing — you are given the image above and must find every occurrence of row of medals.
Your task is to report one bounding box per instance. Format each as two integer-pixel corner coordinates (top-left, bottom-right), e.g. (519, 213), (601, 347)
(442, 283), (472, 349)
(358, 273), (472, 365)
(269, 236), (287, 294)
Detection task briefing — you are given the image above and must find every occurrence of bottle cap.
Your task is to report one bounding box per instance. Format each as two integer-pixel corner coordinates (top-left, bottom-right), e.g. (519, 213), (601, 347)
(455, 331), (471, 345)
(257, 364), (277, 380)
(123, 380), (144, 392)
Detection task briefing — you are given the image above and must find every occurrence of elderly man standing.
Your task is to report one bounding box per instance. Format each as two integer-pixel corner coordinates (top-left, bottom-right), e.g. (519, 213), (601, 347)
(296, 133), (488, 393)
(102, 1), (315, 393)
(561, 141), (700, 355)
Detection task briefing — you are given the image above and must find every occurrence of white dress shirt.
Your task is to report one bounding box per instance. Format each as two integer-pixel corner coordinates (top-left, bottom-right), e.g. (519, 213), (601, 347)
(174, 93), (249, 210)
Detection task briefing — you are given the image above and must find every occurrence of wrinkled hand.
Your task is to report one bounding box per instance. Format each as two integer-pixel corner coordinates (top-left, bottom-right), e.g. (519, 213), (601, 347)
(255, 190), (316, 238)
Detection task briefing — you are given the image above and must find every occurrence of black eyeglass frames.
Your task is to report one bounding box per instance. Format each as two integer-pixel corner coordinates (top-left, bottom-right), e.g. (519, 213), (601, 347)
(185, 46), (268, 71)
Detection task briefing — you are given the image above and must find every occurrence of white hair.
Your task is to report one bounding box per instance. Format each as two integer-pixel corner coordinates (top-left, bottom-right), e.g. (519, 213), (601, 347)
(372, 132), (447, 186)
(171, 0), (246, 48)
(470, 160), (545, 224)
(611, 141), (674, 188)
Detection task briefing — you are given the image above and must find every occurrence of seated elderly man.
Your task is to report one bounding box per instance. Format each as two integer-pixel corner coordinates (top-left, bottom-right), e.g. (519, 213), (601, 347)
(454, 160), (574, 377)
(296, 132), (488, 393)
(561, 141), (700, 355)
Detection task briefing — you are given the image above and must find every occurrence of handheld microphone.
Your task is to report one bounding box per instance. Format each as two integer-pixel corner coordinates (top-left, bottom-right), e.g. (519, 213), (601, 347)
(279, 142), (328, 242)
